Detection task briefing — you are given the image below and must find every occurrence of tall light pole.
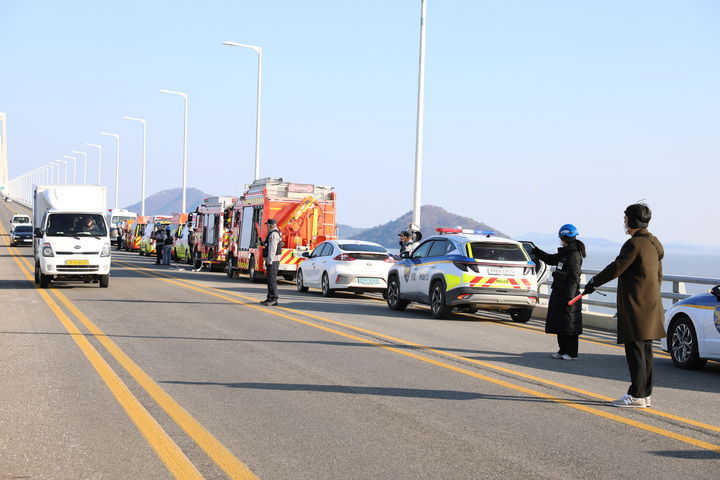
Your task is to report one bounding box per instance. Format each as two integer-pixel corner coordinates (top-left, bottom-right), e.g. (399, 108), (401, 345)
(85, 143), (102, 184)
(72, 150), (87, 183)
(223, 41), (263, 180)
(100, 132), (120, 209)
(63, 155), (77, 183)
(50, 161), (60, 184)
(159, 89), (188, 212)
(123, 116), (147, 216)
(56, 159), (68, 184)
(412, 0), (427, 230)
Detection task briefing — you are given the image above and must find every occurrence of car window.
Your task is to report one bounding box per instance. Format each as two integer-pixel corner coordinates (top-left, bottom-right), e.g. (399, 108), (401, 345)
(445, 241), (458, 254)
(428, 239), (448, 257)
(338, 243), (387, 253)
(312, 243), (328, 258)
(323, 243), (336, 257)
(411, 241), (434, 259)
(469, 242), (528, 262)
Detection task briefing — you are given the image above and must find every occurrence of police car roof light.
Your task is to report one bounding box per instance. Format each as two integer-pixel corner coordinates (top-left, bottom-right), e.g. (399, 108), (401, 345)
(436, 227), (496, 236)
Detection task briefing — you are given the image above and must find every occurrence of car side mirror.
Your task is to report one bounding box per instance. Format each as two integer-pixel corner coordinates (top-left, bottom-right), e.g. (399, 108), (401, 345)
(400, 251), (410, 259)
(34, 228), (42, 238)
(711, 285), (720, 301)
(301, 252), (310, 258)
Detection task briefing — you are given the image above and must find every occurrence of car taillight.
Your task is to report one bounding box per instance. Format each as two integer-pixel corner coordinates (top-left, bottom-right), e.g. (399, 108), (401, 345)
(333, 253), (355, 261)
(453, 262), (478, 272)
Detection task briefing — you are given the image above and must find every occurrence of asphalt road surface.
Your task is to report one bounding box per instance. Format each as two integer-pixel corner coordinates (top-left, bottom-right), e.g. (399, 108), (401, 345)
(1, 201), (718, 480)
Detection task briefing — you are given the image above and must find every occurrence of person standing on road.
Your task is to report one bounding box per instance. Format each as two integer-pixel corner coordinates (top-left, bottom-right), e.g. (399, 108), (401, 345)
(162, 226), (173, 265)
(260, 218), (282, 306)
(153, 224), (167, 265)
(584, 203), (665, 408)
(532, 224), (586, 360)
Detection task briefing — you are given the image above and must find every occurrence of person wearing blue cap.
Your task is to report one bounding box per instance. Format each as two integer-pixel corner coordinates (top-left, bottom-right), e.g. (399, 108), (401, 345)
(532, 224), (587, 360)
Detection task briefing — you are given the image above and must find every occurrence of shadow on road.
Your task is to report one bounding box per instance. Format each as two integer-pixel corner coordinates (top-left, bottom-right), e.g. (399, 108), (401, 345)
(650, 450), (720, 460)
(160, 380), (608, 405)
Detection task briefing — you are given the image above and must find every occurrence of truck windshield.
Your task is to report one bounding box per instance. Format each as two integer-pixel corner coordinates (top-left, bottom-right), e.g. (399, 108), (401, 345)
(111, 215), (136, 224)
(46, 213), (107, 237)
(12, 217), (30, 223)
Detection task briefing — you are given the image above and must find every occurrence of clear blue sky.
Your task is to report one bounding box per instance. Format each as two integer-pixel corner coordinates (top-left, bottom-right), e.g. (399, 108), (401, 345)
(2, 0), (718, 245)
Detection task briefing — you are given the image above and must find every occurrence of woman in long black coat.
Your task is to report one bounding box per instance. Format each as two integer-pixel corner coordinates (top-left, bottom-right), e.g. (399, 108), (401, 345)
(532, 224), (587, 360)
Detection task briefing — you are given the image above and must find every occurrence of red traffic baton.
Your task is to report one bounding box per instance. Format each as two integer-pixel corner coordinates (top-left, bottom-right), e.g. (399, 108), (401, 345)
(568, 293), (584, 306)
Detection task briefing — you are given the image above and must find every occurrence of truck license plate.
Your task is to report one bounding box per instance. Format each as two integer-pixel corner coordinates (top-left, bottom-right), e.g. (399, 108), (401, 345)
(358, 277), (380, 285)
(488, 267), (515, 276)
(66, 259), (89, 265)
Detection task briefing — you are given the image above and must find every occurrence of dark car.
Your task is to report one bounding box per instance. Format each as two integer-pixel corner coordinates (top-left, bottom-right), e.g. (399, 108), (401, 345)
(11, 225), (34, 246)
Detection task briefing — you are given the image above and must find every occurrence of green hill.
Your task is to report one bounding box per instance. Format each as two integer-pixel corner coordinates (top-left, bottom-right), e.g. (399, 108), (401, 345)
(348, 205), (505, 248)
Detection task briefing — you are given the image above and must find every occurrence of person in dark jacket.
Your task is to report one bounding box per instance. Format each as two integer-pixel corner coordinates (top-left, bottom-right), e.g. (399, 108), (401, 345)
(260, 219), (282, 306)
(533, 224), (586, 360)
(584, 203), (665, 408)
(153, 224), (166, 265)
(162, 226), (173, 265)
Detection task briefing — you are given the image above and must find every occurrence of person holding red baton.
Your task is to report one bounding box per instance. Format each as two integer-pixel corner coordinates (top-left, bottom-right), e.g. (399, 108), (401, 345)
(532, 224), (587, 360)
(582, 203), (665, 408)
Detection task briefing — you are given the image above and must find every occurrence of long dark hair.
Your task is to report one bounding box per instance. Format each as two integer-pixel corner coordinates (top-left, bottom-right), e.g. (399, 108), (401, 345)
(562, 237), (587, 258)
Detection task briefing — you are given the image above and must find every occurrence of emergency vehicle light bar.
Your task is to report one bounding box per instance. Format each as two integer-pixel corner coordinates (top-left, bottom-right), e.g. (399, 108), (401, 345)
(436, 228), (495, 236)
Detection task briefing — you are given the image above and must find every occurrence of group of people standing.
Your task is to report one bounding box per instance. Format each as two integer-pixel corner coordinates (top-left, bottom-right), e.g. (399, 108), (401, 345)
(536, 203), (666, 408)
(151, 223), (174, 265)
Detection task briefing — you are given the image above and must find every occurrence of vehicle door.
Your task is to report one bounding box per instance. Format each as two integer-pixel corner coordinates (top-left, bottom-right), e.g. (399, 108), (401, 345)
(704, 289), (720, 355)
(405, 240), (435, 297)
(303, 242), (329, 286)
(315, 242), (337, 284)
(520, 241), (550, 286)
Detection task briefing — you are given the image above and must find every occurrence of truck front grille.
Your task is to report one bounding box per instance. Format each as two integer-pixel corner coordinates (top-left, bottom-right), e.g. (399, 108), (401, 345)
(56, 265), (100, 272)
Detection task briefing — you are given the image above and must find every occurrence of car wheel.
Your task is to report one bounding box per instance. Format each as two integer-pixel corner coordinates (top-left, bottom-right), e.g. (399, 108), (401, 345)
(321, 272), (334, 297)
(510, 308), (533, 323)
(669, 315), (707, 369)
(34, 262), (40, 285)
(386, 276), (409, 311)
(296, 269), (309, 292)
(430, 280), (450, 319)
(99, 275), (110, 288)
(39, 272), (52, 289)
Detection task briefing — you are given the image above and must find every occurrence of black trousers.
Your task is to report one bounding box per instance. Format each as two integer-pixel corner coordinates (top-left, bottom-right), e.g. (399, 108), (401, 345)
(155, 246), (163, 264)
(557, 335), (578, 357)
(266, 261), (279, 301)
(624, 340), (654, 398)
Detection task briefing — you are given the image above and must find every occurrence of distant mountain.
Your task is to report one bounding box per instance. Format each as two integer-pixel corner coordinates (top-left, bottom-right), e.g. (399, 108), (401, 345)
(349, 205), (505, 248)
(337, 224), (367, 238)
(124, 188), (213, 216)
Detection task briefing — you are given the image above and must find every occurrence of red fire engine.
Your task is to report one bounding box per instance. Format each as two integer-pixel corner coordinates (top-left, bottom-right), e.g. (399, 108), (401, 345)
(125, 215), (150, 252)
(226, 178), (336, 282)
(190, 196), (237, 270)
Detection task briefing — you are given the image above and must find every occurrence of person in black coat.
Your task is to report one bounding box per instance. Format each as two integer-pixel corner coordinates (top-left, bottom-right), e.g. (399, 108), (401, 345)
(532, 224), (587, 360)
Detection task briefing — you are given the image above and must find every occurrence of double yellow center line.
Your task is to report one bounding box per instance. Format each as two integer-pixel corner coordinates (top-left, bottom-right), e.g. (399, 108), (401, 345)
(1, 221), (258, 480)
(117, 258), (720, 454)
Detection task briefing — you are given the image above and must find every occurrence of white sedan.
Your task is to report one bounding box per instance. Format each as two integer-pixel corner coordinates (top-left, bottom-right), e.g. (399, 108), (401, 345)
(296, 240), (396, 296)
(661, 285), (720, 369)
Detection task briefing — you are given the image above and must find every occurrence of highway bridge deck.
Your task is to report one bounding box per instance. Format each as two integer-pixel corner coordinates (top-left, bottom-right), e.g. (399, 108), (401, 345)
(1, 202), (718, 479)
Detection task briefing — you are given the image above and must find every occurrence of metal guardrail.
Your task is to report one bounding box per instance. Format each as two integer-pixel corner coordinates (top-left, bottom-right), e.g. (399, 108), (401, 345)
(539, 268), (720, 312)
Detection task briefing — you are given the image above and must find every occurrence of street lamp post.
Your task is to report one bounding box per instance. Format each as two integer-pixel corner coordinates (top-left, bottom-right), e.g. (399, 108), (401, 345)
(56, 159), (68, 184)
(63, 155), (77, 183)
(50, 161), (60, 184)
(159, 89), (188, 212)
(223, 41), (263, 180)
(85, 143), (102, 184)
(412, 0), (428, 230)
(100, 132), (120, 209)
(122, 116), (147, 216)
(72, 150), (87, 184)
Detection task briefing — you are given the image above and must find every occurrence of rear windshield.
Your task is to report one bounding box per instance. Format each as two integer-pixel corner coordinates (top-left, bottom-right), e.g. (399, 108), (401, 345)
(46, 213), (107, 237)
(111, 215), (136, 224)
(468, 242), (527, 262)
(14, 225), (33, 233)
(338, 243), (387, 253)
(12, 217), (30, 223)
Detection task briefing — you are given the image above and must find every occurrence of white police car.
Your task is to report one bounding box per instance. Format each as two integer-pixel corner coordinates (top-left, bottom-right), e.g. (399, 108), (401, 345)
(661, 285), (720, 369)
(386, 228), (548, 321)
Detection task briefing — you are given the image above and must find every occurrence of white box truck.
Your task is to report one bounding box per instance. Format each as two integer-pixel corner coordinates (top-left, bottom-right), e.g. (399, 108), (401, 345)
(33, 185), (112, 288)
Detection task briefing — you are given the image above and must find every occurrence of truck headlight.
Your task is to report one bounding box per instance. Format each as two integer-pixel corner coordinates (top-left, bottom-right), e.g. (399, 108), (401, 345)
(100, 245), (111, 257)
(42, 243), (54, 257)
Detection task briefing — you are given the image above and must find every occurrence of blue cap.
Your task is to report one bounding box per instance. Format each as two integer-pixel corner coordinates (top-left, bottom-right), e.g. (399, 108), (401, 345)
(558, 224), (579, 238)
